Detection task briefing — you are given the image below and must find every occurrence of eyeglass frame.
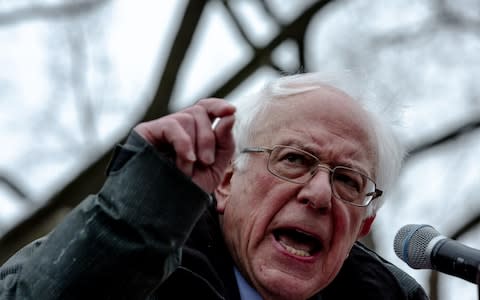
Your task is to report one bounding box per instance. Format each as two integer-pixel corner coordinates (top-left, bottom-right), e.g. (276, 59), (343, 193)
(241, 145), (383, 207)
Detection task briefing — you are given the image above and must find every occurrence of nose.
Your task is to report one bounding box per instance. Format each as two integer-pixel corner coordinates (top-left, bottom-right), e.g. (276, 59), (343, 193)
(297, 169), (333, 212)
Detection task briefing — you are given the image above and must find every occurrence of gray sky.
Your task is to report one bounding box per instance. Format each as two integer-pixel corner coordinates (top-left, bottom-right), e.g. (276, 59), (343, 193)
(1, 1), (479, 298)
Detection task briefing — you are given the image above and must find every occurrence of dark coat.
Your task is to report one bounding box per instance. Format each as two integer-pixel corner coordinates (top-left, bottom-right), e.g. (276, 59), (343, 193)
(0, 133), (429, 299)
(156, 203), (429, 300)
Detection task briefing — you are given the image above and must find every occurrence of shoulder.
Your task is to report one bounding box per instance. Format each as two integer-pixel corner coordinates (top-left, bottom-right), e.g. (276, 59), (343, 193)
(0, 237), (46, 280)
(353, 242), (429, 299)
(321, 242), (429, 300)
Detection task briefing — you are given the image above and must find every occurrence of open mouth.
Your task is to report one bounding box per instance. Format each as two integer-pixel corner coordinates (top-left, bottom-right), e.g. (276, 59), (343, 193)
(273, 228), (323, 257)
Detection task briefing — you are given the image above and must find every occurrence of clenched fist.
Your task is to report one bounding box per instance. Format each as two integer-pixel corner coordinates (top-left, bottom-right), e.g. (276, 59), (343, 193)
(134, 98), (236, 193)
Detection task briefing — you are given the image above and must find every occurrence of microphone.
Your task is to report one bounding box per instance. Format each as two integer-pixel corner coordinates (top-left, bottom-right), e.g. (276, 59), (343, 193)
(394, 224), (480, 284)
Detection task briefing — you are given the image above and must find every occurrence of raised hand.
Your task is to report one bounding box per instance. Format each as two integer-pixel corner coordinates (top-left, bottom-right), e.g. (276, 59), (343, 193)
(134, 98), (236, 193)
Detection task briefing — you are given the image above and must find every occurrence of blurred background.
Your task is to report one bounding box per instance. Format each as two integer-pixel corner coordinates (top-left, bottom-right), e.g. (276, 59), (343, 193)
(0, 1), (479, 299)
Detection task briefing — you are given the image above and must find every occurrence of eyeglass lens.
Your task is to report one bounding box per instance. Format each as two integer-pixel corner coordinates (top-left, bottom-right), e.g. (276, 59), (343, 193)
(267, 146), (375, 205)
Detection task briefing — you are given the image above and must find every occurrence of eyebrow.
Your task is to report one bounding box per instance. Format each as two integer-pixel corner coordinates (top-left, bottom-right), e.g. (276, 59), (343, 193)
(273, 139), (372, 176)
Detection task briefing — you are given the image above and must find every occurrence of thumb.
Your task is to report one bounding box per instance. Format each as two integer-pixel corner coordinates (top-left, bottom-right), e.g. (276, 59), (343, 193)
(214, 115), (235, 153)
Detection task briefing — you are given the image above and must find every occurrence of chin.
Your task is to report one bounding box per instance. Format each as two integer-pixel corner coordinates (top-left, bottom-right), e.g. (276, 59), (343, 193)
(254, 269), (321, 300)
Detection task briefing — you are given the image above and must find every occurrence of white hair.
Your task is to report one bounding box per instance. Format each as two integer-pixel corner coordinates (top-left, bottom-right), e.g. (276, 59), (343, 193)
(231, 72), (406, 216)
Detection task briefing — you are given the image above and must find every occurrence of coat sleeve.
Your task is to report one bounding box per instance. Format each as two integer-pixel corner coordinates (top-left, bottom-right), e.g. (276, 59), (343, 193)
(382, 262), (430, 300)
(355, 242), (430, 300)
(0, 133), (212, 299)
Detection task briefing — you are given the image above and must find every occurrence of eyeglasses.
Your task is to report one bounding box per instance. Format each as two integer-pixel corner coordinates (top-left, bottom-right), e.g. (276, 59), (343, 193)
(241, 145), (382, 207)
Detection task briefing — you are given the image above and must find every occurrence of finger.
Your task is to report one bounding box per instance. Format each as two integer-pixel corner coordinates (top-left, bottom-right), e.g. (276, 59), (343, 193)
(213, 114), (235, 168)
(194, 99), (235, 165)
(183, 99), (235, 165)
(189, 114), (235, 191)
(134, 115), (197, 166)
(158, 119), (196, 176)
(196, 98), (236, 120)
(176, 154), (194, 177)
(184, 105), (216, 165)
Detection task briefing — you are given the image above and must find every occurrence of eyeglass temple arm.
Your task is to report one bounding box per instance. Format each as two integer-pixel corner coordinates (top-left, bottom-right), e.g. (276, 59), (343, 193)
(367, 189), (383, 199)
(241, 147), (270, 153)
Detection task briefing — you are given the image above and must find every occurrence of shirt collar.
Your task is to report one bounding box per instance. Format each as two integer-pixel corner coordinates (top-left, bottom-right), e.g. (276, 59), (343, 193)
(234, 267), (263, 300)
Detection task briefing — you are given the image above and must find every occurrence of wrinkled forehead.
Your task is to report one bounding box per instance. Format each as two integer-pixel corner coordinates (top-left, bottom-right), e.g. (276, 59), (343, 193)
(252, 86), (378, 166)
(257, 85), (372, 131)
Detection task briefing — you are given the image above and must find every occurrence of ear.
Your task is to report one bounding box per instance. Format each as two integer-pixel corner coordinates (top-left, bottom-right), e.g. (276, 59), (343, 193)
(214, 164), (234, 214)
(357, 215), (376, 239)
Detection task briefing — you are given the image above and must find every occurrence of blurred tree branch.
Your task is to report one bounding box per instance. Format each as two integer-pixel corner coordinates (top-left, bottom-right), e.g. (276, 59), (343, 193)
(210, 0), (330, 98)
(0, 0), (111, 25)
(140, 0), (208, 122)
(0, 173), (29, 202)
(0, 0), (207, 263)
(1, 10), (479, 300)
(406, 117), (480, 159)
(0, 0), (333, 263)
(407, 119), (480, 300)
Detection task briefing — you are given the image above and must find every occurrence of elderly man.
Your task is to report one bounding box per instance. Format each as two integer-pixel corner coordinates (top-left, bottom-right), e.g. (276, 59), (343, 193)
(0, 73), (428, 299)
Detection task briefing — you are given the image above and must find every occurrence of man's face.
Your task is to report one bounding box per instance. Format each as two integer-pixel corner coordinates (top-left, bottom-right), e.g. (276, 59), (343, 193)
(215, 87), (377, 300)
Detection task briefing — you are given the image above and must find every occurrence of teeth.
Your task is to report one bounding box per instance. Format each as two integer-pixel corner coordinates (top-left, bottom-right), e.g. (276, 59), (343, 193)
(279, 240), (312, 257)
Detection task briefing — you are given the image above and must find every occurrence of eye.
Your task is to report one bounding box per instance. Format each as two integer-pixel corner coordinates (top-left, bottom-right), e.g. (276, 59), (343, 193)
(273, 148), (317, 168)
(334, 170), (363, 192)
(282, 152), (310, 165)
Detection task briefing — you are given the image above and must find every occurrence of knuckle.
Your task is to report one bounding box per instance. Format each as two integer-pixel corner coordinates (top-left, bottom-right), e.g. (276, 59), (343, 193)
(156, 118), (176, 131)
(197, 97), (223, 108)
(171, 112), (195, 126)
(197, 98), (213, 105)
(197, 98), (209, 105)
(188, 104), (207, 115)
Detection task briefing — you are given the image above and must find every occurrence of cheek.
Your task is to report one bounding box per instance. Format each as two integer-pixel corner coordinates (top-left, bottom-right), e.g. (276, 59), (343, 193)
(221, 171), (291, 275)
(333, 201), (365, 245)
(223, 171), (295, 250)
(230, 170), (288, 212)
(222, 172), (275, 242)
(323, 201), (365, 272)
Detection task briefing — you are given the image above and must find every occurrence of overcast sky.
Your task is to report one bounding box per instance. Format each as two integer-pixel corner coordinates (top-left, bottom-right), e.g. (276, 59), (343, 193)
(1, 1), (479, 299)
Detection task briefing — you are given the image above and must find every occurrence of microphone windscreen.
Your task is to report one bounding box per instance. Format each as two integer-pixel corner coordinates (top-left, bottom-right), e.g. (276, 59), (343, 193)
(393, 224), (441, 269)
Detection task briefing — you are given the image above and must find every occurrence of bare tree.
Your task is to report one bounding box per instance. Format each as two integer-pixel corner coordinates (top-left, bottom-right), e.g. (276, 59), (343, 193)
(0, 2), (479, 299)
